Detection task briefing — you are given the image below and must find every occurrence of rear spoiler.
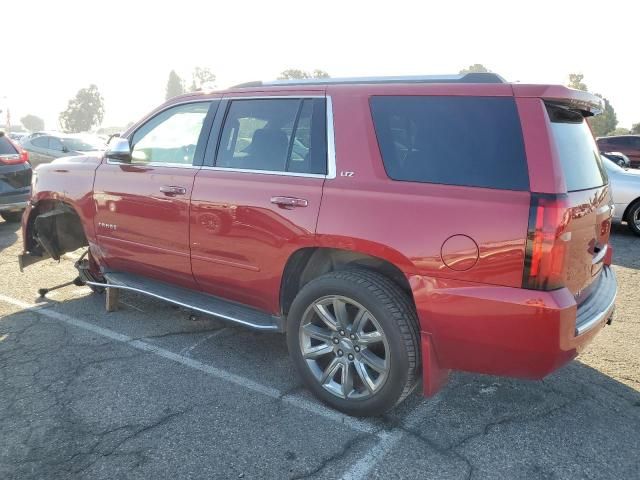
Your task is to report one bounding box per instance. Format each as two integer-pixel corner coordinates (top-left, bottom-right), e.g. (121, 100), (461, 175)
(513, 84), (603, 117)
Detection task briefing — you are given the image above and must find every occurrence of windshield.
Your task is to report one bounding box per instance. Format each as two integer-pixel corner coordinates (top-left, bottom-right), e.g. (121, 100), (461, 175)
(62, 138), (103, 152)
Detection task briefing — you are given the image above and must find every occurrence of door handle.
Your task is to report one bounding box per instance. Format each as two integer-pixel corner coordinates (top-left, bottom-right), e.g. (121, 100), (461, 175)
(270, 196), (308, 208)
(160, 185), (187, 196)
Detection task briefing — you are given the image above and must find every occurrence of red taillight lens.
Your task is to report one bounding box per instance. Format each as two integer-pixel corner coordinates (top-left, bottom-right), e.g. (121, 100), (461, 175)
(0, 154), (27, 165)
(522, 193), (570, 290)
(0, 139), (29, 165)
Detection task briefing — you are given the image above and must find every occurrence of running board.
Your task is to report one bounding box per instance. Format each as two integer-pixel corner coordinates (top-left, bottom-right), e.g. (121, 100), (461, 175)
(85, 272), (284, 332)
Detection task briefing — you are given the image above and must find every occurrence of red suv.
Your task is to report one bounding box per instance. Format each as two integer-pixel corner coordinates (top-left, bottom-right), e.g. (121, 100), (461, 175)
(19, 73), (617, 416)
(597, 135), (640, 168)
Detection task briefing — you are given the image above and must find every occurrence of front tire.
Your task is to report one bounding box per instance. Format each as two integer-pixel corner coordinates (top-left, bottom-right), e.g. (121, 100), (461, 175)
(1, 210), (24, 223)
(286, 269), (420, 417)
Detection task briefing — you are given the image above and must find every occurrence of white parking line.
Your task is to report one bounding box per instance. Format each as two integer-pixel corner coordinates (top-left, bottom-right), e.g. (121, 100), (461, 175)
(341, 393), (444, 480)
(179, 329), (227, 357)
(0, 293), (377, 434)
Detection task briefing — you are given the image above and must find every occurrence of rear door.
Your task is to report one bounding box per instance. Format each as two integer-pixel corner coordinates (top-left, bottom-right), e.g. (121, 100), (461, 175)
(189, 94), (328, 313)
(546, 103), (612, 301)
(93, 101), (214, 289)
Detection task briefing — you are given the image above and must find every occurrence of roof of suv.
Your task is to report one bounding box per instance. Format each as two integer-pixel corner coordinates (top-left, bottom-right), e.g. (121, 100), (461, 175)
(155, 72), (604, 125)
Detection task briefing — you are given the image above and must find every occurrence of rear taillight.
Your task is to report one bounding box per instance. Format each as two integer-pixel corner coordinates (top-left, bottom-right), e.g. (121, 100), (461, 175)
(0, 150), (28, 165)
(522, 193), (570, 291)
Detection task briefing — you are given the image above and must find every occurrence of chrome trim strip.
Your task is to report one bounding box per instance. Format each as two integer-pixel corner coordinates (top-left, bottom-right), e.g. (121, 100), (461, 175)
(84, 280), (280, 331)
(199, 166), (326, 178)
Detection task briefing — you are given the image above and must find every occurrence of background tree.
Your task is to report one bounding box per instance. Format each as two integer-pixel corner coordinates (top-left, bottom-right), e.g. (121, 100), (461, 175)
(566, 73), (618, 137)
(58, 85), (104, 133)
(568, 73), (588, 91)
(631, 123), (640, 134)
(189, 67), (216, 91)
(589, 96), (618, 137)
(608, 127), (630, 136)
(165, 70), (185, 100)
(20, 114), (44, 132)
(277, 69), (330, 80)
(459, 64), (490, 74)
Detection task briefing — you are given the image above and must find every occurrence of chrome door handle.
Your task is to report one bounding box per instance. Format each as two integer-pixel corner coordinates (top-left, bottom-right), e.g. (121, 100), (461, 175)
(160, 185), (187, 196)
(270, 196), (308, 208)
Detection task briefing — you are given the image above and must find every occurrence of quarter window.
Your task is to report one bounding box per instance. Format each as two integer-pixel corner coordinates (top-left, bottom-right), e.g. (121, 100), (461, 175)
(215, 98), (327, 175)
(370, 96), (529, 190)
(131, 102), (210, 165)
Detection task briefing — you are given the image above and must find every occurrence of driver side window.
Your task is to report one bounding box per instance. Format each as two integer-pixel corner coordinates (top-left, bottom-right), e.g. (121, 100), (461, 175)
(130, 102), (210, 165)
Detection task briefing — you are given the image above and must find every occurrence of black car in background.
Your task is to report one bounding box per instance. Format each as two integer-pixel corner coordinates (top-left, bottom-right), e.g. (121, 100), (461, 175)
(0, 132), (31, 222)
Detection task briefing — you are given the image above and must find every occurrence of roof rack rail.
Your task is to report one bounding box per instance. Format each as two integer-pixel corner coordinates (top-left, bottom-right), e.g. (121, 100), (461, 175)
(231, 72), (505, 89)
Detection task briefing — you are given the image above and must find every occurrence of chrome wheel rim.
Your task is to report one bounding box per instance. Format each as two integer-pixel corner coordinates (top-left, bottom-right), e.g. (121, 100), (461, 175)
(634, 209), (640, 228)
(299, 295), (390, 400)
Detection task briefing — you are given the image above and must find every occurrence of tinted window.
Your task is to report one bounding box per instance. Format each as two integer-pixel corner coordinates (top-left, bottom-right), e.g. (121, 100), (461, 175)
(32, 136), (50, 148)
(547, 105), (607, 192)
(131, 102), (210, 165)
(0, 136), (18, 155)
(49, 137), (63, 151)
(216, 98), (327, 175)
(370, 96), (529, 190)
(62, 137), (102, 152)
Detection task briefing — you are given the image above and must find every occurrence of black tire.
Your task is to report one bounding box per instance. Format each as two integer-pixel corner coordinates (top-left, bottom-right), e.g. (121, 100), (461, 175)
(1, 210), (24, 223)
(286, 268), (420, 417)
(627, 201), (640, 236)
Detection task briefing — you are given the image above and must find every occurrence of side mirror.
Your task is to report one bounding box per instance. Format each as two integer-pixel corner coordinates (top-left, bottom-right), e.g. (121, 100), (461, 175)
(105, 137), (132, 163)
(61, 146), (69, 153)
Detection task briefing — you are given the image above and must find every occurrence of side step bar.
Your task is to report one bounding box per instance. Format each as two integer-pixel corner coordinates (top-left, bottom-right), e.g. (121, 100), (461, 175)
(85, 272), (284, 332)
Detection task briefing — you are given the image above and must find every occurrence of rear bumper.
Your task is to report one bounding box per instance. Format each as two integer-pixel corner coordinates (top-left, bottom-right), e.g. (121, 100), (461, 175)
(0, 192), (30, 211)
(410, 267), (617, 394)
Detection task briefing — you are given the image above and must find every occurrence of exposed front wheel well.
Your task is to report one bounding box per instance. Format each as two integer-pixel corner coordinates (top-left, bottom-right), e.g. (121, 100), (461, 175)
(25, 200), (88, 261)
(280, 247), (415, 317)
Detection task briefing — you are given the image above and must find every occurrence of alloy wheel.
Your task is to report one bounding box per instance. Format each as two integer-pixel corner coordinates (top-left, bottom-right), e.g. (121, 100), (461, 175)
(299, 295), (390, 400)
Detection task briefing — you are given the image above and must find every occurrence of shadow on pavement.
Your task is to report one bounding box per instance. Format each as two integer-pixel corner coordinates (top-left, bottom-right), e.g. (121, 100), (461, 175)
(0, 218), (19, 253)
(609, 223), (640, 270)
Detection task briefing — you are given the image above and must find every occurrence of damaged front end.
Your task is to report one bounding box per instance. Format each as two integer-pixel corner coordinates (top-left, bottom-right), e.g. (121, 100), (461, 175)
(19, 203), (89, 271)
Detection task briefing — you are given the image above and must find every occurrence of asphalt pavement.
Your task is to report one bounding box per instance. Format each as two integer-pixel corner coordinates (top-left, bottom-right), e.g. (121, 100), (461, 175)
(1, 219), (639, 479)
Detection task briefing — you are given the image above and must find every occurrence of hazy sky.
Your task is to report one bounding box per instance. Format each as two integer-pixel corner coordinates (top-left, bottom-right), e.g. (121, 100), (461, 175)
(2, 0), (639, 130)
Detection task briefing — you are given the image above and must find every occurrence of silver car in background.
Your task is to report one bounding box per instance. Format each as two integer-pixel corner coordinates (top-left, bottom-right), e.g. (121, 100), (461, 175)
(21, 134), (105, 167)
(604, 157), (640, 236)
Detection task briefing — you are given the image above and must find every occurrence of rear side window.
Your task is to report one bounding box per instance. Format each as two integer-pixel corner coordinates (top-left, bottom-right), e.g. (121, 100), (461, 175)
(31, 136), (50, 148)
(370, 96), (529, 190)
(547, 105), (607, 192)
(0, 136), (18, 155)
(215, 98), (327, 175)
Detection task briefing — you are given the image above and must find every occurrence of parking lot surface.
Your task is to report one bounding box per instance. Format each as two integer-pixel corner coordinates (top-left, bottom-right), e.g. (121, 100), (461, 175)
(1, 220), (639, 479)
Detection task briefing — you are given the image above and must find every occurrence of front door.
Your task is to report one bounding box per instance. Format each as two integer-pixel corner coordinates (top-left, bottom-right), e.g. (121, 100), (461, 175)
(190, 95), (329, 313)
(93, 101), (213, 288)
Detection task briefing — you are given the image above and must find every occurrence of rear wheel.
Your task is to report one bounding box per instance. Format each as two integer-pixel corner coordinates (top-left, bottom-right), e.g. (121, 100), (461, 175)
(1, 210), (24, 223)
(287, 269), (420, 417)
(627, 202), (640, 236)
